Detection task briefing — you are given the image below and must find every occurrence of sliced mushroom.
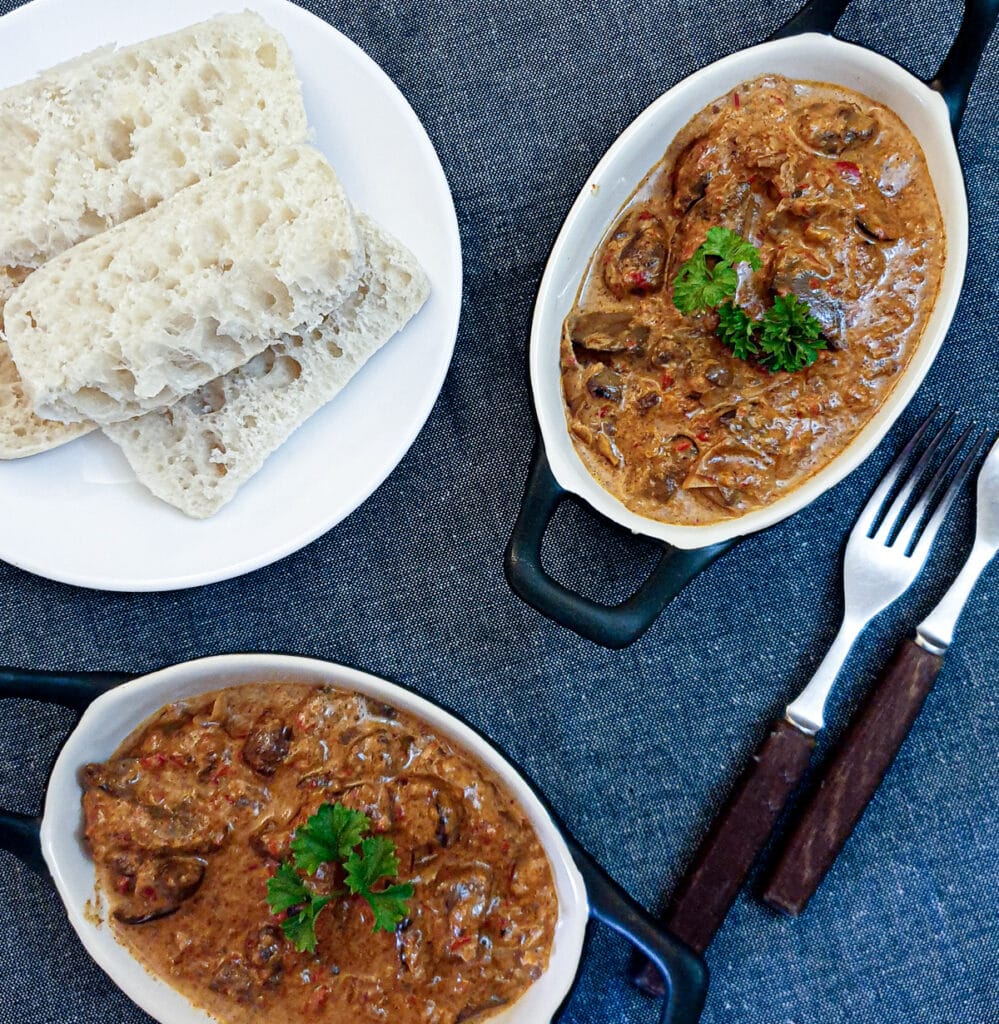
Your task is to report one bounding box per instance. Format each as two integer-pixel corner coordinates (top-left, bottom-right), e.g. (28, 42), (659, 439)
(796, 101), (878, 154)
(242, 713), (292, 776)
(671, 135), (714, 213)
(112, 854), (206, 924)
(602, 211), (668, 296)
(81, 758), (142, 798)
(568, 310), (650, 353)
(209, 958), (255, 1002)
(436, 864), (492, 960)
(245, 925), (284, 987)
(586, 367), (624, 402)
(390, 774), (464, 848)
(345, 727), (414, 778)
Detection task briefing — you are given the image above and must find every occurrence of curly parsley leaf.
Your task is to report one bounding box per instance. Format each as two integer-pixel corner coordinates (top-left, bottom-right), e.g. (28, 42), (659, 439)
(672, 229), (761, 314)
(281, 893), (332, 954)
(291, 802), (371, 875)
(716, 302), (759, 361)
(344, 837), (415, 933)
(701, 226), (762, 271)
(267, 803), (413, 952)
(267, 861), (314, 914)
(266, 862), (332, 954)
(757, 294), (826, 372)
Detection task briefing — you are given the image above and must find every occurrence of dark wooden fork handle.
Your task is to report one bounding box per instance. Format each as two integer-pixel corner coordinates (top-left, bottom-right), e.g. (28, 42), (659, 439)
(762, 640), (944, 916)
(632, 719), (815, 994)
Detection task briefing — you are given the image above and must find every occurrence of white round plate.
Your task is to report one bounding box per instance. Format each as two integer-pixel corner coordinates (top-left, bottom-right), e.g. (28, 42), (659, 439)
(0, 0), (462, 591)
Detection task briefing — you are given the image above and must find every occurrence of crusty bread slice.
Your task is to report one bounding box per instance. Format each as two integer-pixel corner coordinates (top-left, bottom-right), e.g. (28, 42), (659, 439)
(103, 214), (430, 518)
(0, 11), (308, 458)
(4, 146), (363, 426)
(0, 268), (94, 456)
(0, 339), (94, 457)
(0, 12), (308, 274)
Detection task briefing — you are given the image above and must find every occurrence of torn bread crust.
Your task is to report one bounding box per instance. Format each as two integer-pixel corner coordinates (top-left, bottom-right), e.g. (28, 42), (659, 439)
(0, 269), (94, 458)
(4, 146), (363, 427)
(0, 11), (309, 457)
(0, 12), (308, 274)
(103, 214), (430, 518)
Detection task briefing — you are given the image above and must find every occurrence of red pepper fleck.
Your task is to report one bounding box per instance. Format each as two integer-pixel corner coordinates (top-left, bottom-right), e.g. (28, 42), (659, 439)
(449, 935), (475, 953)
(697, 430), (711, 442)
(809, 277), (821, 289)
(599, 405), (610, 418)
(626, 270), (648, 287)
(637, 211), (653, 221)
(115, 876), (132, 894)
(733, 91), (741, 108)
(835, 161), (861, 184)
(140, 886), (156, 900)
(675, 439), (692, 452)
(660, 374), (674, 388)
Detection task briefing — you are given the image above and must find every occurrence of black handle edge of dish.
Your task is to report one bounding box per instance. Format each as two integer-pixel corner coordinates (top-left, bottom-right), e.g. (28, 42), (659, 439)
(0, 811), (44, 874)
(768, 0), (851, 40)
(504, 443), (734, 649)
(0, 668), (131, 710)
(0, 668), (130, 873)
(568, 838), (708, 1024)
(930, 0), (999, 131)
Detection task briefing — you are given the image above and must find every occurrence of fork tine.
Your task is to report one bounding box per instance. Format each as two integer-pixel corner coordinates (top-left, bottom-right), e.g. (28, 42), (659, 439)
(909, 430), (991, 562)
(892, 422), (975, 552)
(853, 405), (940, 538)
(871, 410), (954, 542)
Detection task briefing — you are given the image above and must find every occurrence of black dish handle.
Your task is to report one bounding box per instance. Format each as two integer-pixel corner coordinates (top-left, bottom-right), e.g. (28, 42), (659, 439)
(505, 444), (733, 648)
(770, 0), (850, 38)
(566, 838), (708, 1024)
(930, 0), (999, 131)
(0, 669), (130, 873)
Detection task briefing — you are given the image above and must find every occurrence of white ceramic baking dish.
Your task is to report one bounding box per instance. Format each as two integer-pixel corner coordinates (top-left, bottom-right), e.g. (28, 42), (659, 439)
(0, 655), (707, 1024)
(506, 0), (996, 648)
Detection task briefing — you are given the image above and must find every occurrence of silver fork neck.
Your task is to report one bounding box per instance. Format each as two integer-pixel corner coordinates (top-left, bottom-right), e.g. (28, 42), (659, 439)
(785, 615), (865, 735)
(916, 538), (997, 655)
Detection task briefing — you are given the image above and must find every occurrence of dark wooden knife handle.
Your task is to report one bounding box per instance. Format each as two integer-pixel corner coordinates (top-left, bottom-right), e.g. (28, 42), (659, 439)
(762, 639), (944, 917)
(632, 718), (815, 995)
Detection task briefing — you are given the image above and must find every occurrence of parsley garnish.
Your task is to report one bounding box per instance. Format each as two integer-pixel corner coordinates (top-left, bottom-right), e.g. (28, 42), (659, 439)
(758, 293), (827, 372)
(289, 802), (371, 874)
(672, 228), (825, 373)
(716, 301), (759, 361)
(672, 226), (762, 314)
(344, 837), (415, 933)
(265, 803), (412, 954)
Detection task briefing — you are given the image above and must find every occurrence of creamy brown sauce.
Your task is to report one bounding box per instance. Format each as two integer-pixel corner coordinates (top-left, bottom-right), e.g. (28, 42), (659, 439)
(82, 683), (558, 1024)
(561, 75), (944, 525)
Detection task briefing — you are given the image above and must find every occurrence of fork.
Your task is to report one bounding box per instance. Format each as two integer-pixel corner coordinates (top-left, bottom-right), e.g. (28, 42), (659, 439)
(632, 409), (984, 993)
(763, 429), (999, 915)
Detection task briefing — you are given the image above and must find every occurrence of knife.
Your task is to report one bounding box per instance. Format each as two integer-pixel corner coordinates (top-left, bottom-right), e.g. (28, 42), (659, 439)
(762, 434), (999, 916)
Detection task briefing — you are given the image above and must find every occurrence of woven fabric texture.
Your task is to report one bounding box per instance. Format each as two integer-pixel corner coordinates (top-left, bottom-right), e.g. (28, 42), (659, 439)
(0, 1), (996, 1023)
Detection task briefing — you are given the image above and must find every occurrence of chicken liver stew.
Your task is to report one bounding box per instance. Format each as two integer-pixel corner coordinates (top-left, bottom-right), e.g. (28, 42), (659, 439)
(561, 75), (944, 525)
(82, 682), (558, 1024)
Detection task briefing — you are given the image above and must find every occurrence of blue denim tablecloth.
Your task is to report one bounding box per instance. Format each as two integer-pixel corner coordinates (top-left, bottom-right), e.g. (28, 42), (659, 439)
(0, 1), (996, 1022)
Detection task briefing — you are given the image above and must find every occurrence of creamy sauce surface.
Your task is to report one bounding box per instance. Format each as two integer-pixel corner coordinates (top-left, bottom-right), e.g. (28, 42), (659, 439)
(82, 682), (558, 1024)
(561, 75), (944, 524)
